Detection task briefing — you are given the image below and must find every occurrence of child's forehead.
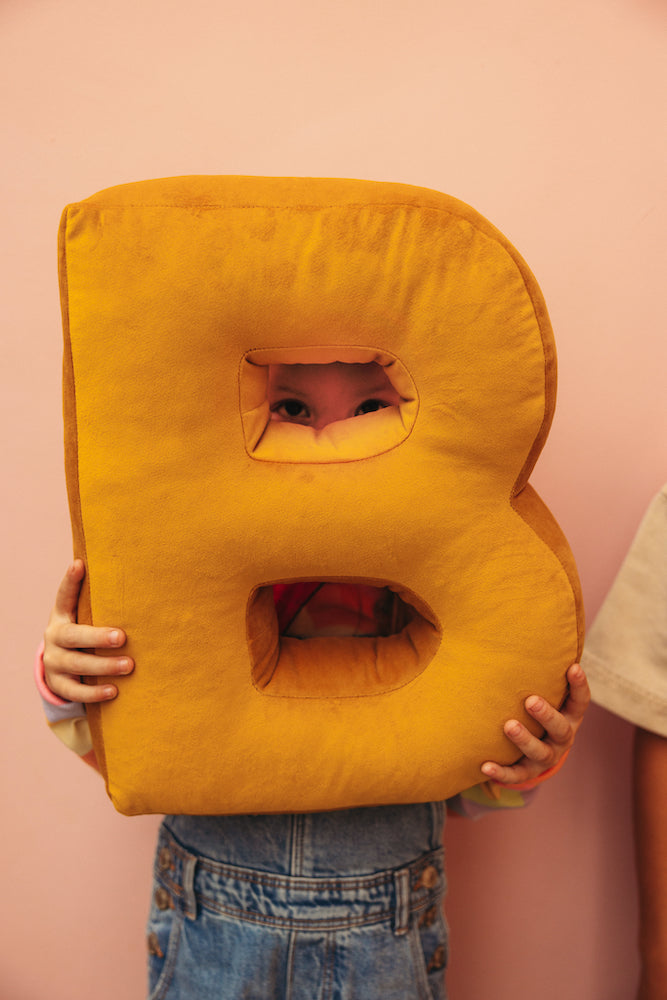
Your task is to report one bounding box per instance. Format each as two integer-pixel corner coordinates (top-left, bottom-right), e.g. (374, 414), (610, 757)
(267, 361), (392, 392)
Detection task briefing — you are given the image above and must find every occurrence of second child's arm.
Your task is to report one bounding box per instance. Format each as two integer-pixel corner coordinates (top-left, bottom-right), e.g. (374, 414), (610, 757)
(634, 727), (667, 1000)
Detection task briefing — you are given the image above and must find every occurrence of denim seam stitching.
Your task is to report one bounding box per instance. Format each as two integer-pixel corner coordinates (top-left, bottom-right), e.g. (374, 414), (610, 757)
(162, 847), (443, 890)
(184, 899), (396, 931)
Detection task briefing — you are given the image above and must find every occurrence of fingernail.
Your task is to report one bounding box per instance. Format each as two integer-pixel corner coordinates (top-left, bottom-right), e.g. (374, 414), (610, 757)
(109, 630), (121, 646)
(103, 686), (116, 699)
(526, 696), (544, 713)
(481, 763), (496, 777)
(506, 721), (521, 737)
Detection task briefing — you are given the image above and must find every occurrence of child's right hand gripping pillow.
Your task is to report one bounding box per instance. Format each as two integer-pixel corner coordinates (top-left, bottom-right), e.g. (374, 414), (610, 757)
(59, 176), (584, 815)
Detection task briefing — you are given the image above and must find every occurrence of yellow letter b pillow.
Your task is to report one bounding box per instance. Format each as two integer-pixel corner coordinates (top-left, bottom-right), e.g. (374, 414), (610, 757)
(58, 175), (584, 815)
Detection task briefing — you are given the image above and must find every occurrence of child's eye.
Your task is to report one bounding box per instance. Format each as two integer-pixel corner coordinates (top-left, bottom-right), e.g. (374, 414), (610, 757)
(354, 399), (390, 416)
(272, 399), (311, 422)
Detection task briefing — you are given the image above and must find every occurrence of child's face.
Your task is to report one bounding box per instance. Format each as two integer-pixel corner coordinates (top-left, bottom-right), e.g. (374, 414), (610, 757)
(267, 362), (401, 431)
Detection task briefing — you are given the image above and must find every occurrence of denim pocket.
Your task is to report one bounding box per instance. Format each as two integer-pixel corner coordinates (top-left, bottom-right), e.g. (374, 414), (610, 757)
(408, 905), (448, 1000)
(146, 881), (183, 1000)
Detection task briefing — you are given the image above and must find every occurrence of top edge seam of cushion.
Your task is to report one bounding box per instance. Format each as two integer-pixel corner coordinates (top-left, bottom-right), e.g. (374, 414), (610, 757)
(72, 201), (481, 217)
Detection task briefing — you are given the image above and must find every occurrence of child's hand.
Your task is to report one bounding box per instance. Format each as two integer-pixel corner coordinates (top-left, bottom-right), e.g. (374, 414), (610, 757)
(480, 662), (590, 786)
(43, 560), (134, 703)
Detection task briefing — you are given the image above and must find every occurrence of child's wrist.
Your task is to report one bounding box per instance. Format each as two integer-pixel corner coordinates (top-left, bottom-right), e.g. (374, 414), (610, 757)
(34, 640), (72, 707)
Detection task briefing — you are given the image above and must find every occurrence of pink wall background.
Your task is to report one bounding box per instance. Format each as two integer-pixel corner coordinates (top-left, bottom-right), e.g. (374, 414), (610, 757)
(2, 0), (664, 996)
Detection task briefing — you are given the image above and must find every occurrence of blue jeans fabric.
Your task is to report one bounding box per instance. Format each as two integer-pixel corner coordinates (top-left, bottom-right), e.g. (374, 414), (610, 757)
(146, 804), (448, 1000)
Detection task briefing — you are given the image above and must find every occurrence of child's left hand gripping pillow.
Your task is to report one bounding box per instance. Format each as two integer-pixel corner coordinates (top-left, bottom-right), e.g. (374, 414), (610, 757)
(59, 175), (584, 815)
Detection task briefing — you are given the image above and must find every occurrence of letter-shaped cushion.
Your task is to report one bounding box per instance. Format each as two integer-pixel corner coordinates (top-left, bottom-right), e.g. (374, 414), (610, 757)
(59, 176), (584, 815)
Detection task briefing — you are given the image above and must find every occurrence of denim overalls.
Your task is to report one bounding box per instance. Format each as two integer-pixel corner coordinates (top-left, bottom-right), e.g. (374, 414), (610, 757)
(146, 803), (448, 999)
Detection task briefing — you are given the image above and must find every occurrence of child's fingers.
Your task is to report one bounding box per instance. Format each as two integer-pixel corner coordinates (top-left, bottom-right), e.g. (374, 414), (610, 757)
(503, 718), (556, 766)
(48, 561), (127, 651)
(482, 664), (589, 786)
(43, 642), (133, 706)
(524, 696), (572, 746)
(53, 560), (86, 619)
(42, 562), (133, 705)
(49, 647), (133, 678)
(564, 663), (591, 719)
(480, 761), (520, 783)
(45, 651), (133, 703)
(480, 756), (537, 784)
(52, 675), (120, 704)
(47, 620), (127, 652)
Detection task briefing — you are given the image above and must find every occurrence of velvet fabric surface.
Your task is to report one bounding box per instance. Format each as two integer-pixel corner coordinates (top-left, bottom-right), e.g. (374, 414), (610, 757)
(58, 176), (584, 815)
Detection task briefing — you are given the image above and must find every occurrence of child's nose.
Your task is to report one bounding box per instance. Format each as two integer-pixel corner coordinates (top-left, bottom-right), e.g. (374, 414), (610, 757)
(312, 404), (343, 431)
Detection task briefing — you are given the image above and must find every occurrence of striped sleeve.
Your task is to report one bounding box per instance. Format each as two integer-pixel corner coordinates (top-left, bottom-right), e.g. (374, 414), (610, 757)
(35, 642), (99, 770)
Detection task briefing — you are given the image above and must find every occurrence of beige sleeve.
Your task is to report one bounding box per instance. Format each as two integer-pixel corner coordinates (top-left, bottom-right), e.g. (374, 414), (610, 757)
(49, 715), (94, 757)
(582, 485), (667, 736)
